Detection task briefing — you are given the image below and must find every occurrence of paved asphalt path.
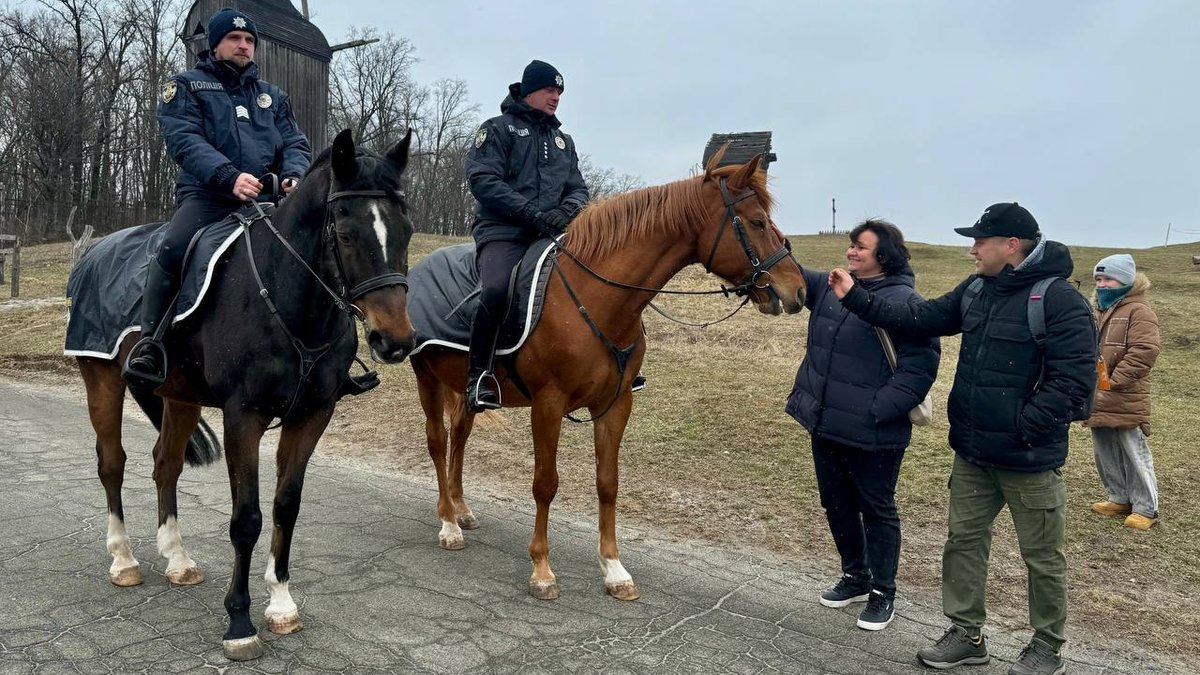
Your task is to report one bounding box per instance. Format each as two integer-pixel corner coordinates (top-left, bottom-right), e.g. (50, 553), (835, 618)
(0, 378), (1182, 674)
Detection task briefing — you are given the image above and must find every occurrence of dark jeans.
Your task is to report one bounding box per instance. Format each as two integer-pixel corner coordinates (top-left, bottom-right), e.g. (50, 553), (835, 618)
(811, 435), (905, 596)
(157, 197), (241, 275)
(468, 239), (529, 373)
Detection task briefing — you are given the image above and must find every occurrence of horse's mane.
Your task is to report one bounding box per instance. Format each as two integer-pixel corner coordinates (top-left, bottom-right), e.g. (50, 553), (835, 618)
(563, 165), (773, 265)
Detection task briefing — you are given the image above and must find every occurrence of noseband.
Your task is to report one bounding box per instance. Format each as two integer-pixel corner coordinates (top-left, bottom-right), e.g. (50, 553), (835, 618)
(704, 177), (794, 300)
(325, 189), (410, 308)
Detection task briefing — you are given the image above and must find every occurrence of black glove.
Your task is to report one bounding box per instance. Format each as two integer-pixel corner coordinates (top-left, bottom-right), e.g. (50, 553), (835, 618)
(535, 208), (570, 235)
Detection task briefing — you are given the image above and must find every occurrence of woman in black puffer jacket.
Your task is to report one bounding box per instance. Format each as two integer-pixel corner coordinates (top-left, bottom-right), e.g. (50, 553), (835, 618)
(785, 219), (940, 631)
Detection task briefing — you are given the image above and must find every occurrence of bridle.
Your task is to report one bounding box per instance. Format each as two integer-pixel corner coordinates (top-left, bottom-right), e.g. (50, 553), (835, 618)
(234, 184), (410, 425)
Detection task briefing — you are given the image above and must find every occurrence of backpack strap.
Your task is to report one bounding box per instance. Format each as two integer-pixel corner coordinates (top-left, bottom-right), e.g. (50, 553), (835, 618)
(959, 277), (985, 319)
(1027, 277), (1056, 348)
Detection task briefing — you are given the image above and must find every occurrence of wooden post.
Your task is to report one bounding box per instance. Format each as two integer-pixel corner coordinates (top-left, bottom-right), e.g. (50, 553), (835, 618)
(10, 237), (17, 298)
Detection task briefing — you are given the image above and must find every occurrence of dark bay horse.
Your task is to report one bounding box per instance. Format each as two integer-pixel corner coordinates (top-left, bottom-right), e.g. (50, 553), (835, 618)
(71, 129), (415, 660)
(410, 151), (806, 601)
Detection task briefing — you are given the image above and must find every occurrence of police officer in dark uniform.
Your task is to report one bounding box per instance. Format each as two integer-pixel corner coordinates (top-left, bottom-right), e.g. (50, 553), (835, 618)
(463, 60), (590, 412)
(123, 7), (311, 385)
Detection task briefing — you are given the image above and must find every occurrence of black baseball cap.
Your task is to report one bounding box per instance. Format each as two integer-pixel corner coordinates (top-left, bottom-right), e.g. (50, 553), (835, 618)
(954, 202), (1041, 239)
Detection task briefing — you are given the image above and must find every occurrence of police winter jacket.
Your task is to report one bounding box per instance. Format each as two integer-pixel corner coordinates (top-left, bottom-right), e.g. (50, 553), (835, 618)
(1084, 274), (1160, 435)
(465, 83), (589, 247)
(840, 240), (1097, 472)
(158, 56), (311, 203)
(786, 266), (940, 451)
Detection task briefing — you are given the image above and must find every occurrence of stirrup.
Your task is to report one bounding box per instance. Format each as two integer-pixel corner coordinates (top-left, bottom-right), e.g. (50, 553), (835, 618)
(631, 375), (647, 393)
(467, 372), (502, 413)
(122, 337), (168, 387)
(337, 356), (380, 398)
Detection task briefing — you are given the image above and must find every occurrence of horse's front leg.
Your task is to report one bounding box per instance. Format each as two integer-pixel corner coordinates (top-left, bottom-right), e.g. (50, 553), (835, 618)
(78, 359), (141, 587)
(593, 391), (639, 600)
(414, 361), (465, 550)
(220, 408), (269, 661)
(263, 403), (334, 636)
(154, 400), (205, 585)
(528, 397), (564, 600)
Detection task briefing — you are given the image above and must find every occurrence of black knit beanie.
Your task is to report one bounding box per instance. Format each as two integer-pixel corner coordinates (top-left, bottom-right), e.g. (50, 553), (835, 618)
(520, 60), (564, 97)
(208, 8), (258, 51)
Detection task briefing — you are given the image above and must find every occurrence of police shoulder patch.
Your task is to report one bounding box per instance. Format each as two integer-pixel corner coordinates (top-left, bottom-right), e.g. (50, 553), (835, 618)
(554, 135), (566, 150)
(161, 80), (177, 103)
(475, 127), (487, 148)
(257, 93), (272, 109)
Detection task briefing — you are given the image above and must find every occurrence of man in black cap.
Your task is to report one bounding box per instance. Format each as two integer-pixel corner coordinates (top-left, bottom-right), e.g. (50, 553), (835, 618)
(123, 6), (311, 386)
(461, 59), (590, 411)
(828, 203), (1096, 675)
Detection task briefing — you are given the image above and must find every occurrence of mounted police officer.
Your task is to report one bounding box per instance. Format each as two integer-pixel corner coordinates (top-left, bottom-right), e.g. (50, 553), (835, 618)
(463, 60), (589, 412)
(123, 7), (311, 386)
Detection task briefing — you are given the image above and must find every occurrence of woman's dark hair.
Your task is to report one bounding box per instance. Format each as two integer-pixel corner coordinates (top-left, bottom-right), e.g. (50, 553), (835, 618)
(849, 218), (911, 276)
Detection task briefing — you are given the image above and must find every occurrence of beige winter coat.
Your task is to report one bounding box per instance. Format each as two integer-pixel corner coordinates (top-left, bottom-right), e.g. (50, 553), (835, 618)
(1084, 273), (1161, 434)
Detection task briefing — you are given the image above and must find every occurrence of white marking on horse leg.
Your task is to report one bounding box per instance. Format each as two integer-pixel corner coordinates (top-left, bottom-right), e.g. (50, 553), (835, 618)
(439, 520), (464, 550)
(263, 553), (301, 633)
(157, 516), (201, 584)
(106, 514), (140, 584)
(371, 204), (388, 263)
(599, 554), (632, 586)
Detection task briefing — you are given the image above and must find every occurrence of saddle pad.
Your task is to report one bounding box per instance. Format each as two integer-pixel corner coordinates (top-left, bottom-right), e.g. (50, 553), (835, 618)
(408, 239), (558, 356)
(63, 207), (257, 359)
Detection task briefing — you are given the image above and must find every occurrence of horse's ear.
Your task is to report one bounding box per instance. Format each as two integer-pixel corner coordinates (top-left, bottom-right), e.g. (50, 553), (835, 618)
(728, 153), (763, 191)
(332, 128), (358, 181)
(703, 143), (730, 181)
(386, 128), (413, 174)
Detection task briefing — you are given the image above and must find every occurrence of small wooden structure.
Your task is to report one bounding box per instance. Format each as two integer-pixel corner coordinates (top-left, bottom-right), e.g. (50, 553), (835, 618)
(0, 234), (19, 297)
(181, 0), (332, 146)
(1192, 255), (1200, 266)
(703, 131), (777, 171)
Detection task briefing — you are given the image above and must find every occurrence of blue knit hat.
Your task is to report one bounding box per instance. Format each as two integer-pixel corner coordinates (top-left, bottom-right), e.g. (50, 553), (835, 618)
(208, 8), (258, 51)
(520, 60), (564, 97)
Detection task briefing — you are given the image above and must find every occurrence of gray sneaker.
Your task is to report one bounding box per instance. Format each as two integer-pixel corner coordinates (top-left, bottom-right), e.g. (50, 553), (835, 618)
(1008, 637), (1065, 675)
(917, 625), (991, 669)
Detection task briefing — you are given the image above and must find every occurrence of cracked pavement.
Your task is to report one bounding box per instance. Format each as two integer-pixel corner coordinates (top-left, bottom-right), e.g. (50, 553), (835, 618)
(0, 378), (1184, 674)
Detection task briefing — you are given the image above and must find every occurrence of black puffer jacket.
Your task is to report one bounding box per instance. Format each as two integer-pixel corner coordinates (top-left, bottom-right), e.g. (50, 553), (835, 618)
(464, 83), (589, 247)
(786, 267), (940, 451)
(840, 240), (1097, 472)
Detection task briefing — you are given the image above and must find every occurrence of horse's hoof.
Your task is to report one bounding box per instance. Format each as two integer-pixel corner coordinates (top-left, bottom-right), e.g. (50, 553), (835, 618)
(166, 566), (204, 586)
(456, 513), (479, 530)
(266, 611), (303, 635)
(606, 580), (641, 601)
(222, 635), (263, 661)
(438, 531), (465, 550)
(529, 578), (560, 600)
(109, 565), (142, 587)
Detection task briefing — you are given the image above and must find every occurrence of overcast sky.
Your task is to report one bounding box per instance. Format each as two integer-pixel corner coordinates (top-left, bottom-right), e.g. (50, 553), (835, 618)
(305, 1), (1199, 248)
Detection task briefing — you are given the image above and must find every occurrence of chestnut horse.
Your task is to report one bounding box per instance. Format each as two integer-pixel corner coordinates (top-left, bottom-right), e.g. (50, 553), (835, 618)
(69, 129), (415, 660)
(410, 151), (805, 601)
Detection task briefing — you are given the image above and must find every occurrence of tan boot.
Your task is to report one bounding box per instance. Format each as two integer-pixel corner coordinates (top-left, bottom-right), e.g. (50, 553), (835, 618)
(1091, 501), (1132, 516)
(1124, 513), (1157, 530)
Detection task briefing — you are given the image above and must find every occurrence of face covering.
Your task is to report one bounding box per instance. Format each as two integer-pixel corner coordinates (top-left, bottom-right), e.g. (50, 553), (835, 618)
(1096, 284), (1132, 310)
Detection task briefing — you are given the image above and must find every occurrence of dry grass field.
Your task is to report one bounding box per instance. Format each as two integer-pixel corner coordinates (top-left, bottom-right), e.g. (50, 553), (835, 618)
(2, 231), (1197, 655)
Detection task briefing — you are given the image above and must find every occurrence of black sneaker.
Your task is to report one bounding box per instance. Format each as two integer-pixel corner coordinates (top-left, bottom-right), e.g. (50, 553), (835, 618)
(1008, 637), (1065, 675)
(818, 575), (871, 608)
(917, 625), (990, 669)
(856, 590), (894, 631)
(631, 375), (647, 392)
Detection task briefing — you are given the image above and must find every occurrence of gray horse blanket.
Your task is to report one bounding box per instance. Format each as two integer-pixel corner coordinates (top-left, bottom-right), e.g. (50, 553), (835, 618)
(63, 208), (257, 359)
(408, 240), (558, 356)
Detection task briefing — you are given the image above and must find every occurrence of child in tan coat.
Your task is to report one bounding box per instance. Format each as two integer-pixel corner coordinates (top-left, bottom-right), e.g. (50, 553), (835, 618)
(1084, 254), (1162, 529)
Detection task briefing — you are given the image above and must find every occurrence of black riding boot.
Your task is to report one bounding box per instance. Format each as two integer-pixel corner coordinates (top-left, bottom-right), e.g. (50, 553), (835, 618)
(122, 259), (179, 387)
(466, 305), (502, 413)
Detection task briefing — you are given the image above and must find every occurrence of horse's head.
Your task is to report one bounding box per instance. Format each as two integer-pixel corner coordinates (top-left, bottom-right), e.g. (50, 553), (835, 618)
(324, 128), (416, 362)
(698, 151), (806, 314)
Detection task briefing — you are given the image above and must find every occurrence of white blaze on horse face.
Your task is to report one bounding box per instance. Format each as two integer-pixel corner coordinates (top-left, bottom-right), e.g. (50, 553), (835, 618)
(263, 554), (299, 621)
(370, 203), (388, 263)
(156, 516), (197, 574)
(106, 513), (137, 575)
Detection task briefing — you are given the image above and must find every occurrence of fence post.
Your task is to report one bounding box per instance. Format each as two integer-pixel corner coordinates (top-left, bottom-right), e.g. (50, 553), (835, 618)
(10, 237), (18, 298)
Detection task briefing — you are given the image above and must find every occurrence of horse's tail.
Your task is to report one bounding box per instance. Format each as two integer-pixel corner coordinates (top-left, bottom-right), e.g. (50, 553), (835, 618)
(127, 387), (224, 467)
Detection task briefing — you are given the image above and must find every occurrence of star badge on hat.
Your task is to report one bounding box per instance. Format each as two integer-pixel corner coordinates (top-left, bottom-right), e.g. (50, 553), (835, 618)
(232, 16), (247, 28)
(475, 128), (487, 148)
(161, 80), (177, 103)
(554, 74), (564, 88)
(257, 93), (272, 109)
